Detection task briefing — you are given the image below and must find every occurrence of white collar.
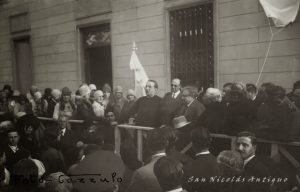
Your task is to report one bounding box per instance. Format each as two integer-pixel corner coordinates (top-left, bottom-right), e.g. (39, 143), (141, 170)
(167, 188), (184, 192)
(60, 128), (66, 136)
(172, 91), (180, 99)
(195, 150), (210, 157)
(152, 152), (166, 158)
(187, 99), (194, 107)
(244, 155), (255, 166)
(9, 145), (18, 153)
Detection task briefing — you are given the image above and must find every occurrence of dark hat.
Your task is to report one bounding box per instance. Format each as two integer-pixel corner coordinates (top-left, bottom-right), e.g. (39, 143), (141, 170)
(102, 84), (112, 93)
(61, 87), (72, 96)
(16, 114), (40, 131)
(69, 150), (125, 192)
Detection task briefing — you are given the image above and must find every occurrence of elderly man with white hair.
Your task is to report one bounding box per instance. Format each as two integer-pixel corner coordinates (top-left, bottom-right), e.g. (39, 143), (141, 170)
(198, 87), (227, 134)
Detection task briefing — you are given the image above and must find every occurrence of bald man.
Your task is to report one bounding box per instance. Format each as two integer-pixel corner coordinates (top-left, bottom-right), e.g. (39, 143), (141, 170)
(160, 78), (184, 126)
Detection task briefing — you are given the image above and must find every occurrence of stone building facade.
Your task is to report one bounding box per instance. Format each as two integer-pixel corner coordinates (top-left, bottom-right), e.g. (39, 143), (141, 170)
(0, 0), (299, 95)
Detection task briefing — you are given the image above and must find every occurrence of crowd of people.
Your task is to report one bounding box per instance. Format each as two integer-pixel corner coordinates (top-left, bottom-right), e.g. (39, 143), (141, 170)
(0, 78), (300, 192)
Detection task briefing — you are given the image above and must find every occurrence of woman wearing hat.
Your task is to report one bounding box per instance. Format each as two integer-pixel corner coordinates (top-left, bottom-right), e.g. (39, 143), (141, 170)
(53, 87), (76, 121)
(119, 89), (137, 124)
(13, 93), (33, 118)
(106, 85), (126, 121)
(102, 83), (113, 108)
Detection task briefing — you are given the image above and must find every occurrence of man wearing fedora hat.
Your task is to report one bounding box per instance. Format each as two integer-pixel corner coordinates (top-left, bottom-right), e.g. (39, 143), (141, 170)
(172, 116), (193, 153)
(161, 78), (184, 126)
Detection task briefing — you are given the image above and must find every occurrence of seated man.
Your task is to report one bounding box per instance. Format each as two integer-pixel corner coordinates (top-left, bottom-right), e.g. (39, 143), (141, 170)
(4, 129), (28, 172)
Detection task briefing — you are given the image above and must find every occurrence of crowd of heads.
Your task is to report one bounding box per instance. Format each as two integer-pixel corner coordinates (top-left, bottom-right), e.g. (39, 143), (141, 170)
(0, 78), (300, 191)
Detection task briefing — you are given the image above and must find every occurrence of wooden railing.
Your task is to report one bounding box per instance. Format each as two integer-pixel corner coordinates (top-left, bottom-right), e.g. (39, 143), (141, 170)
(115, 124), (300, 170)
(36, 117), (300, 169)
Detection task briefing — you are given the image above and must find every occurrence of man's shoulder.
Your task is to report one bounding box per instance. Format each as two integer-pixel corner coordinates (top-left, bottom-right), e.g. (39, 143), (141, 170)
(163, 92), (172, 98)
(3, 145), (11, 152)
(244, 156), (271, 176)
(139, 95), (162, 101)
(189, 99), (205, 109)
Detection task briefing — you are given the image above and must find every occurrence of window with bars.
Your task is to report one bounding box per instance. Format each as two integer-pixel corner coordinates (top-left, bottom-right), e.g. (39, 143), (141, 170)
(169, 3), (214, 89)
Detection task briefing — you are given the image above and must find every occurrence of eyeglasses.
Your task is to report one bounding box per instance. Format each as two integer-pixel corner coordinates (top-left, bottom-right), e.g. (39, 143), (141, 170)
(171, 84), (179, 87)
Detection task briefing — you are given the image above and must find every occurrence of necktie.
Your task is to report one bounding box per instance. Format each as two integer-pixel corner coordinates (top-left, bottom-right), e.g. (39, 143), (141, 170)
(172, 93), (175, 99)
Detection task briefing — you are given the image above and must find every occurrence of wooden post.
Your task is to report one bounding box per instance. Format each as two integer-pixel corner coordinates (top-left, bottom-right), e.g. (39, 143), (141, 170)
(279, 146), (300, 169)
(231, 137), (236, 150)
(115, 126), (121, 155)
(137, 130), (143, 162)
(270, 143), (280, 163)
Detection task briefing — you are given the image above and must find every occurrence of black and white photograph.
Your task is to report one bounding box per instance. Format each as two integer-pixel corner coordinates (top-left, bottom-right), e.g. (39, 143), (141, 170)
(0, 0), (300, 191)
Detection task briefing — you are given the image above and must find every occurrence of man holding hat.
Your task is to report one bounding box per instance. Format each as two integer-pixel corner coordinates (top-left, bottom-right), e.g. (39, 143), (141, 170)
(177, 85), (205, 125)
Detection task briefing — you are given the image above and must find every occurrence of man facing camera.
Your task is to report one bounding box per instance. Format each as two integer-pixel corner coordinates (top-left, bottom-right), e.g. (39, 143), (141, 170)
(128, 80), (162, 128)
(235, 131), (271, 192)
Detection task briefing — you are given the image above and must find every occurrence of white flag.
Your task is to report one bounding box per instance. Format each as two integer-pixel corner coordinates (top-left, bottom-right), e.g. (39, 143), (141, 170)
(129, 42), (149, 98)
(259, 0), (300, 27)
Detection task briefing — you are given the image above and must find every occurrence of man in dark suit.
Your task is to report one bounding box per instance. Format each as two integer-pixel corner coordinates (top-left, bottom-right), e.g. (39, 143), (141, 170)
(128, 80), (162, 128)
(161, 78), (184, 126)
(177, 86), (205, 125)
(4, 129), (28, 172)
(126, 128), (168, 192)
(55, 116), (79, 167)
(154, 156), (187, 192)
(182, 128), (220, 192)
(235, 131), (271, 192)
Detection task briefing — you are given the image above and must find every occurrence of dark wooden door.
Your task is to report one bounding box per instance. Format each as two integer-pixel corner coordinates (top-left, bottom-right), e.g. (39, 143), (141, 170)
(82, 24), (112, 88)
(14, 38), (33, 93)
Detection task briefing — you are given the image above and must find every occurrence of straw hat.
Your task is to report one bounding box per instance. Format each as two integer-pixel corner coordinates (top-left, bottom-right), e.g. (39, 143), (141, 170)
(89, 84), (97, 91)
(79, 84), (91, 97)
(172, 116), (191, 129)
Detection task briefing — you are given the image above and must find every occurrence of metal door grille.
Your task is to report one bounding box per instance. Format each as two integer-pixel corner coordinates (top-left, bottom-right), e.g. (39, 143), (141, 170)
(170, 3), (214, 89)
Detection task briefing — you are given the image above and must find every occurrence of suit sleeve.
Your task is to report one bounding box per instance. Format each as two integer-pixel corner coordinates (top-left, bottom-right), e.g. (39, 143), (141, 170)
(125, 170), (145, 192)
